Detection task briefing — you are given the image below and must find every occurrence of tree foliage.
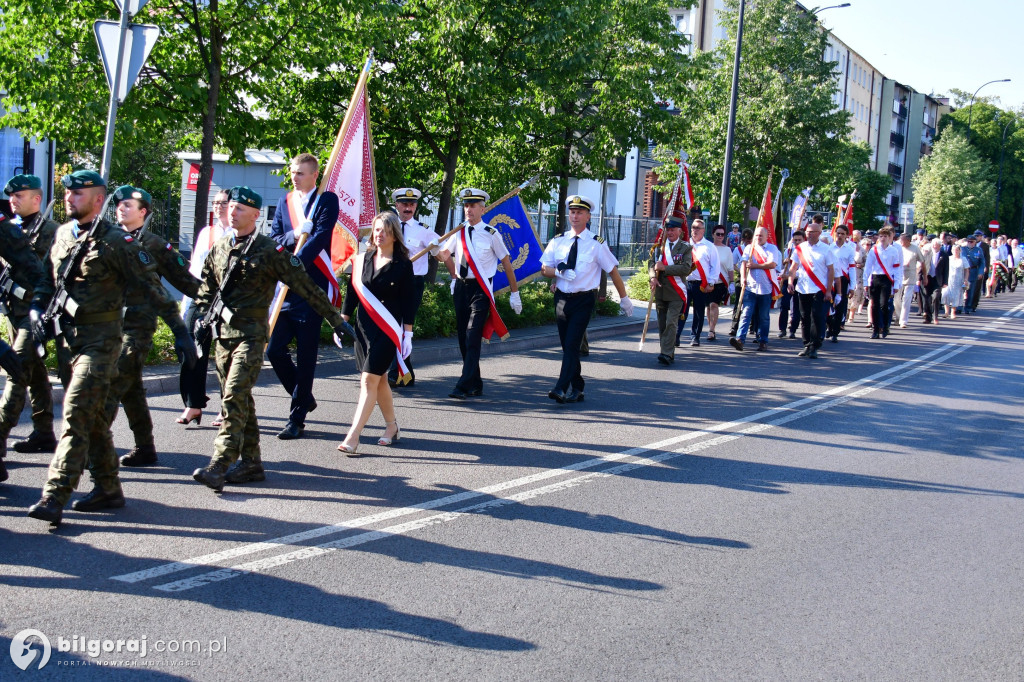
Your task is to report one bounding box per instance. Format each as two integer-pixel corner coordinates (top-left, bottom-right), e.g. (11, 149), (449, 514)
(912, 130), (996, 235)
(813, 140), (892, 231)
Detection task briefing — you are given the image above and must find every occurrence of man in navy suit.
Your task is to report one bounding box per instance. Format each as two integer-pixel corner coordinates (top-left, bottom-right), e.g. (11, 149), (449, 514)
(268, 153), (340, 440)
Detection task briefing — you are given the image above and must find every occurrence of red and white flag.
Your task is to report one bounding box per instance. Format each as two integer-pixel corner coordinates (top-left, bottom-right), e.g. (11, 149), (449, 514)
(320, 54), (378, 272)
(315, 249), (342, 306)
(755, 173), (776, 246)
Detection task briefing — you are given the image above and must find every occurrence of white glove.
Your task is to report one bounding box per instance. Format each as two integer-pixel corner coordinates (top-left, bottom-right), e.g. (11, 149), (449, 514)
(333, 333), (345, 349)
(450, 279), (456, 296)
(620, 297), (634, 317)
(510, 290), (523, 315)
(427, 236), (440, 256)
(300, 219), (314, 236)
(728, 283), (736, 295)
(558, 268), (577, 282)
(401, 330), (413, 359)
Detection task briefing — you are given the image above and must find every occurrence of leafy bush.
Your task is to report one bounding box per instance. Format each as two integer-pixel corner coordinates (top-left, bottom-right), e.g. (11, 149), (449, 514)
(626, 270), (652, 302)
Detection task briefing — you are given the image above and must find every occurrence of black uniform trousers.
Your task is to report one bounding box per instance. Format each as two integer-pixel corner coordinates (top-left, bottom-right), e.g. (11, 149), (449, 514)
(923, 277), (942, 322)
(180, 302), (212, 409)
(388, 275), (425, 384)
(678, 281), (708, 341)
(454, 278), (491, 393)
(798, 291), (827, 350)
(869, 275), (893, 333)
(553, 289), (596, 393)
(826, 275), (850, 339)
(778, 289), (801, 334)
(267, 306), (323, 426)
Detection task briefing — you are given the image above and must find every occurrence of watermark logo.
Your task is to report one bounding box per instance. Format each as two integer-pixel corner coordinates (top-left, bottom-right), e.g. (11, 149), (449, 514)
(10, 629), (51, 670)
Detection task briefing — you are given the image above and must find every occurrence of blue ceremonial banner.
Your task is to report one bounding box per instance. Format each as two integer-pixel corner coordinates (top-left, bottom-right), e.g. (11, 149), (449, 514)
(789, 187), (812, 230)
(485, 195), (544, 294)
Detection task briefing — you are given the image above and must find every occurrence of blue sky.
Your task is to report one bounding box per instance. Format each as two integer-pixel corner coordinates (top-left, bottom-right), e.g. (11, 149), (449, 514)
(820, 0), (1023, 109)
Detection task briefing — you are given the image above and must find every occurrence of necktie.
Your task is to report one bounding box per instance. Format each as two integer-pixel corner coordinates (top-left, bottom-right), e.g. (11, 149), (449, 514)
(459, 225), (474, 278)
(566, 236), (579, 270)
(401, 221), (407, 233)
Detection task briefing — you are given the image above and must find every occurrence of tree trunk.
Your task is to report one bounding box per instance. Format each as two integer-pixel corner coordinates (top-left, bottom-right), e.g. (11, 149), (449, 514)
(426, 138), (461, 283)
(192, 16), (223, 247)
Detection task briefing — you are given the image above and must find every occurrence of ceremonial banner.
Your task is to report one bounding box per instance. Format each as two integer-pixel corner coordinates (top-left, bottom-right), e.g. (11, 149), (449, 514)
(484, 195), (544, 295)
(320, 54), (378, 271)
(755, 172), (776, 245)
(789, 187), (812, 231)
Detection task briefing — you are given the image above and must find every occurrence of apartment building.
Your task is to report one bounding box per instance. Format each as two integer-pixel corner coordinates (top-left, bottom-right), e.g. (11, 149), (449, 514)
(825, 34), (885, 168)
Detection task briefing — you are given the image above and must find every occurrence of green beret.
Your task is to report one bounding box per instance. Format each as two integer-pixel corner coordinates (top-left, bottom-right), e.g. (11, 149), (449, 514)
(61, 170), (106, 190)
(4, 174), (42, 196)
(229, 185), (262, 210)
(112, 185), (152, 206)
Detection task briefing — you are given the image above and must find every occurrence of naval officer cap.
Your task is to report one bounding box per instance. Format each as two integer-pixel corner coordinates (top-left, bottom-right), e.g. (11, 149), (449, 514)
(392, 188), (422, 203)
(61, 170), (105, 190)
(4, 174), (42, 196)
(459, 188), (489, 204)
(112, 185), (152, 206)
(565, 194), (596, 212)
(229, 186), (262, 210)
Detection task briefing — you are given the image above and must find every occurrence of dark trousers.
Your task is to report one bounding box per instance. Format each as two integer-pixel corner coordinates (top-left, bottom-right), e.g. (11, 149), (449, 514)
(678, 281), (708, 341)
(389, 276), (425, 384)
(798, 291), (827, 349)
(923, 278), (942, 322)
(728, 288), (744, 337)
(826, 276), (850, 339)
(267, 307), (323, 426)
(454, 278), (490, 393)
(554, 290), (596, 392)
(778, 289), (800, 333)
(869, 276), (893, 332)
(181, 302), (212, 409)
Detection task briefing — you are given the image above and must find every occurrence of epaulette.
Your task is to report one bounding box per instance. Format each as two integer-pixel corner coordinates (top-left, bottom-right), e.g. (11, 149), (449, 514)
(595, 235), (605, 244)
(483, 225), (496, 235)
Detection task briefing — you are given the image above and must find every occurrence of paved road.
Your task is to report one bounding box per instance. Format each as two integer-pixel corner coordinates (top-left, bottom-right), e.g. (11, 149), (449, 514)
(2, 294), (1023, 680)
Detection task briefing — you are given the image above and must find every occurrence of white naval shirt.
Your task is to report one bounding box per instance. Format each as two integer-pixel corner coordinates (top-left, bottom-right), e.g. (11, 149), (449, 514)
(793, 241), (836, 294)
(400, 218), (435, 277)
(541, 228), (618, 293)
(863, 243), (903, 284)
(687, 237), (721, 285)
(442, 221), (510, 280)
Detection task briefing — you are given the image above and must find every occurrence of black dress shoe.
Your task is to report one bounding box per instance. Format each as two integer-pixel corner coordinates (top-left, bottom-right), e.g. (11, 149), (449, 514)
(307, 398), (318, 413)
(13, 430), (57, 454)
(548, 389), (567, 403)
(797, 346), (811, 357)
(777, 331), (786, 339)
(120, 444), (158, 467)
(277, 422), (304, 440)
(657, 354), (671, 365)
(690, 338), (700, 347)
(225, 459), (265, 484)
(882, 330), (889, 338)
(28, 495), (63, 524)
(448, 388), (468, 400)
(757, 342), (768, 351)
(729, 338), (743, 352)
(466, 388), (482, 397)
(870, 332), (880, 339)
(808, 348), (818, 359)
(829, 335), (839, 343)
(566, 388), (584, 403)
(71, 487), (126, 512)
(193, 463), (228, 492)
(788, 332), (797, 339)
(0, 459), (7, 483)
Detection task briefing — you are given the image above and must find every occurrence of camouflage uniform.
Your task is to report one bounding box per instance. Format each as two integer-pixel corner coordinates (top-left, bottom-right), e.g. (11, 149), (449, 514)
(103, 229), (199, 451)
(194, 232), (344, 473)
(0, 213), (57, 445)
(39, 219), (168, 506)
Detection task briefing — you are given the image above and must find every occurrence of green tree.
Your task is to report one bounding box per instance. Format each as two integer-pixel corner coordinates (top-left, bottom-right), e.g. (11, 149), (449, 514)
(654, 0), (850, 224)
(912, 130), (996, 235)
(814, 140), (892, 232)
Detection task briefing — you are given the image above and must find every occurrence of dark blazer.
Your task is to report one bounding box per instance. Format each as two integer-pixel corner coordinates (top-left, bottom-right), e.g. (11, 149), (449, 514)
(929, 250), (949, 287)
(342, 252), (416, 332)
(270, 188), (340, 313)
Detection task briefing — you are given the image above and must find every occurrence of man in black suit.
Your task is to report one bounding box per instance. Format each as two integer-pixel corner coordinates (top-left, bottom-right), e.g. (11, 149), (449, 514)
(268, 153), (341, 439)
(923, 237), (947, 324)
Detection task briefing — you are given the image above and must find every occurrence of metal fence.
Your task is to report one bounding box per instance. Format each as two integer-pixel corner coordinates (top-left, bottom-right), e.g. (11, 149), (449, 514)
(53, 200), (180, 247)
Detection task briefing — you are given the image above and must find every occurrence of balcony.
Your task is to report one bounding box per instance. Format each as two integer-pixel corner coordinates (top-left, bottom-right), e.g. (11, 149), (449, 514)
(891, 102), (908, 119)
(888, 162), (903, 180)
(890, 131), (905, 149)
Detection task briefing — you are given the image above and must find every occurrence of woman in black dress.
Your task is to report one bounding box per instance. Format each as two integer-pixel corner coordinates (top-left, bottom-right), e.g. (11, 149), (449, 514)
(337, 212), (416, 454)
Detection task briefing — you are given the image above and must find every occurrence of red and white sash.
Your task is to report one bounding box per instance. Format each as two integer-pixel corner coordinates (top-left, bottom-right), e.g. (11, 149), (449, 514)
(750, 244), (781, 297)
(661, 243), (687, 305)
(350, 255), (411, 383)
(692, 243), (709, 288)
(285, 191), (310, 236)
(315, 249), (342, 306)
(459, 227), (509, 342)
(872, 245), (894, 284)
(796, 243), (828, 293)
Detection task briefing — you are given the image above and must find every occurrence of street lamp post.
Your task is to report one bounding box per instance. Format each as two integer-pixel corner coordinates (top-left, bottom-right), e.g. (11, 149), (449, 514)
(995, 118), (1014, 221)
(966, 78), (1011, 140)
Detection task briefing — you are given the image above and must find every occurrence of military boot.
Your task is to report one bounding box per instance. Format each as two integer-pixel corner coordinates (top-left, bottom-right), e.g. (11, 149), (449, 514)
(120, 444), (158, 467)
(13, 430), (58, 454)
(193, 462), (229, 492)
(71, 486), (126, 512)
(28, 495), (63, 524)
(225, 458), (265, 484)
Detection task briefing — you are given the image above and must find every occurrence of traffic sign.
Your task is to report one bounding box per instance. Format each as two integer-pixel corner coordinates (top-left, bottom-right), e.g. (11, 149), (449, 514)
(989, 220), (1000, 232)
(113, 0), (149, 16)
(899, 202), (915, 227)
(94, 20), (161, 103)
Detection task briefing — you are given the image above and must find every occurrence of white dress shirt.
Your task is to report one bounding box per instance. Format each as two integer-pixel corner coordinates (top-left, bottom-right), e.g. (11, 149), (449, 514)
(541, 228), (619, 293)
(794, 241), (836, 294)
(831, 241), (857, 279)
(687, 237), (721, 285)
(741, 243), (779, 296)
(442, 221), (509, 280)
(863, 243), (903, 284)
(400, 218), (435, 276)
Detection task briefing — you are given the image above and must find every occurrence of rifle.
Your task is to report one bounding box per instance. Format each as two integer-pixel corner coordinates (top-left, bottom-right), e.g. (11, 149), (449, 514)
(0, 198), (56, 315)
(194, 229), (259, 358)
(40, 193), (116, 346)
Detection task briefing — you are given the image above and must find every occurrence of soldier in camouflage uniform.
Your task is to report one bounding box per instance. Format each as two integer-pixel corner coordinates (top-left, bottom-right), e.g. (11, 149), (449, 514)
(0, 174), (59, 463)
(107, 185), (200, 468)
(191, 186), (350, 491)
(26, 170), (197, 525)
